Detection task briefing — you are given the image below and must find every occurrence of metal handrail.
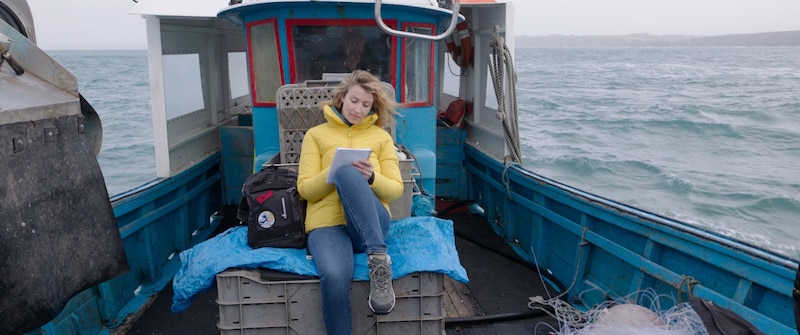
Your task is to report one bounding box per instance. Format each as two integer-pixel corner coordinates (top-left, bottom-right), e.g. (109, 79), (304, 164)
(373, 0), (461, 41)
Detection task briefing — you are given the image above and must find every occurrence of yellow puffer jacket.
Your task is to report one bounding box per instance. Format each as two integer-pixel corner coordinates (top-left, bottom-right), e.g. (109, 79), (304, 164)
(297, 105), (404, 233)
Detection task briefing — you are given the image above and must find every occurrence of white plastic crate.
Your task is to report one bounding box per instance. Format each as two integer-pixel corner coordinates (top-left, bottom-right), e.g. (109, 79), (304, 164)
(216, 269), (445, 335)
(388, 158), (414, 219)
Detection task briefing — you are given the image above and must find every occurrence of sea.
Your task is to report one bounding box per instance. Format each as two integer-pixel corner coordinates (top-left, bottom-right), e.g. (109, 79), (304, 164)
(48, 48), (800, 260)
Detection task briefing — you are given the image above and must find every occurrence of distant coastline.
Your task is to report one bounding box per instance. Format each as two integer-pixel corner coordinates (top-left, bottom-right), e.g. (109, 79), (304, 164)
(517, 30), (800, 48)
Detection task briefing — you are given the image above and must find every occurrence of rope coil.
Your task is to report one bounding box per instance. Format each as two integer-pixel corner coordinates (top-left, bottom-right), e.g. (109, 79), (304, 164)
(487, 26), (523, 165)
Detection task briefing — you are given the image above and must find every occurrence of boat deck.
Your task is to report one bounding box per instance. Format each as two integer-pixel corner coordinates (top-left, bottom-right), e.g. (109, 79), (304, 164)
(439, 204), (561, 335)
(124, 203), (561, 335)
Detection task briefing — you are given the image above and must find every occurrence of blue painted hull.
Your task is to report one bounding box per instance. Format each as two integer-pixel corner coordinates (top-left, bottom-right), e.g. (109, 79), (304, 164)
(463, 144), (797, 334)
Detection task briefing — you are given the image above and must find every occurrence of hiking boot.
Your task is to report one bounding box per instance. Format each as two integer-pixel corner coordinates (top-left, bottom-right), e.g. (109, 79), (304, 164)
(367, 253), (395, 314)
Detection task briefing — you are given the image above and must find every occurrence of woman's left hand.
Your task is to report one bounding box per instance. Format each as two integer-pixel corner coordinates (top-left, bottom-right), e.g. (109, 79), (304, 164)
(353, 159), (374, 180)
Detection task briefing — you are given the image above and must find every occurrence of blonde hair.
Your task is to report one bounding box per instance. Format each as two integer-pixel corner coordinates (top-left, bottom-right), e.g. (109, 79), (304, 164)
(329, 70), (396, 128)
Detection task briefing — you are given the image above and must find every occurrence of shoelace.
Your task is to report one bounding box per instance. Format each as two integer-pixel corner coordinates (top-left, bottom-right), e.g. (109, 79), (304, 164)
(371, 263), (391, 294)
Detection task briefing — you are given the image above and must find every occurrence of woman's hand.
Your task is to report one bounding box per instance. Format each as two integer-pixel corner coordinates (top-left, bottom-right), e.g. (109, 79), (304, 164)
(353, 159), (374, 181)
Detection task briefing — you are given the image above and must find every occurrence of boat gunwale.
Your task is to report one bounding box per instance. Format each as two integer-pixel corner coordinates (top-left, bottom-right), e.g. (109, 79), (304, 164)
(494, 147), (798, 270)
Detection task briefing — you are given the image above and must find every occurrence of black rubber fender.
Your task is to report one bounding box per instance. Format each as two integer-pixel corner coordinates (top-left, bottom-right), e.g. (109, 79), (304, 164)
(0, 115), (128, 335)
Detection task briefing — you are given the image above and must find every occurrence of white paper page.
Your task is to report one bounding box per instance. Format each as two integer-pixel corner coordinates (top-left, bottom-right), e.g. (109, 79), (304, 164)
(326, 148), (371, 183)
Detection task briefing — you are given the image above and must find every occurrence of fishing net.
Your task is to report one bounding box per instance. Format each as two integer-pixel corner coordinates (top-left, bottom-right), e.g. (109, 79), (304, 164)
(531, 288), (710, 335)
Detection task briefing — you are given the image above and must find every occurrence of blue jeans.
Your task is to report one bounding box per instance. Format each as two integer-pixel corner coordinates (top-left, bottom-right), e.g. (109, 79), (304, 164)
(307, 165), (391, 335)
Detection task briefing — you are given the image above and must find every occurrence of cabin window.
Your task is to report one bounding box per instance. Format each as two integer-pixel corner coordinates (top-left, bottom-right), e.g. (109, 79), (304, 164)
(402, 24), (434, 105)
(485, 73), (499, 109)
(228, 52), (249, 99)
(289, 22), (393, 83)
(442, 56), (460, 97)
(163, 53), (204, 119)
(248, 20), (281, 105)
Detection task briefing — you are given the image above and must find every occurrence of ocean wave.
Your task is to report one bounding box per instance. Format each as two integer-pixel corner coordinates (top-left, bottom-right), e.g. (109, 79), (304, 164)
(638, 118), (745, 139)
(746, 195), (800, 216)
(526, 155), (697, 197)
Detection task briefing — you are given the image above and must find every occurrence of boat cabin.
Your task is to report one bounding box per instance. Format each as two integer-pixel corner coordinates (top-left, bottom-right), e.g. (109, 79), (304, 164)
(131, 0), (514, 204)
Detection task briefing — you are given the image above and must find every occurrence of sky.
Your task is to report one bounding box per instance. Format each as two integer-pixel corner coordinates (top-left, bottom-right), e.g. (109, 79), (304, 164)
(21, 0), (800, 50)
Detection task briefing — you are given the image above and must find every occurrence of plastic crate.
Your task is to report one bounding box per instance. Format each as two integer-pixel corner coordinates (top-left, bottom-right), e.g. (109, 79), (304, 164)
(216, 269), (445, 335)
(388, 158), (414, 219)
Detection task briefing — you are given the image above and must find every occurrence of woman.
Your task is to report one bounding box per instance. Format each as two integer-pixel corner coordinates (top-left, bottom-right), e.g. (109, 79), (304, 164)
(296, 70), (404, 335)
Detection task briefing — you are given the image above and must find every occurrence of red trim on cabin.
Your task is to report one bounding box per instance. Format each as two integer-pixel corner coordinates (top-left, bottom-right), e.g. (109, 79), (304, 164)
(256, 101), (278, 107)
(285, 18), (398, 90)
(403, 101), (431, 108)
(284, 19), (299, 83)
(400, 22), (436, 107)
(246, 18), (283, 108)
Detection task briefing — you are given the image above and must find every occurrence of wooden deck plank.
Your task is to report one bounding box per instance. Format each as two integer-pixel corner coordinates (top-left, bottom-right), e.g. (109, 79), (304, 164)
(444, 276), (483, 318)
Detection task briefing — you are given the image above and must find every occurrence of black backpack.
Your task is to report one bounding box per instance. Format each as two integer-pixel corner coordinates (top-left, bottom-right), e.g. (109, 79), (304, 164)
(237, 166), (306, 249)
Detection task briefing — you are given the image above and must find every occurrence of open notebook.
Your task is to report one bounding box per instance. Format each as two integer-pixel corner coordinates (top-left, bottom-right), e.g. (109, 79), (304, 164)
(326, 148), (371, 183)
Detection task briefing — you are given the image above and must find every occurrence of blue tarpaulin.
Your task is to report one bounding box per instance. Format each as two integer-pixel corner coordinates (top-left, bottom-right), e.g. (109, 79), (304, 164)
(171, 216), (469, 312)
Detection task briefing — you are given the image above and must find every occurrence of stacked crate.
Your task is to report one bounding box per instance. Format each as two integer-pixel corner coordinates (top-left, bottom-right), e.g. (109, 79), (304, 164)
(216, 269), (445, 334)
